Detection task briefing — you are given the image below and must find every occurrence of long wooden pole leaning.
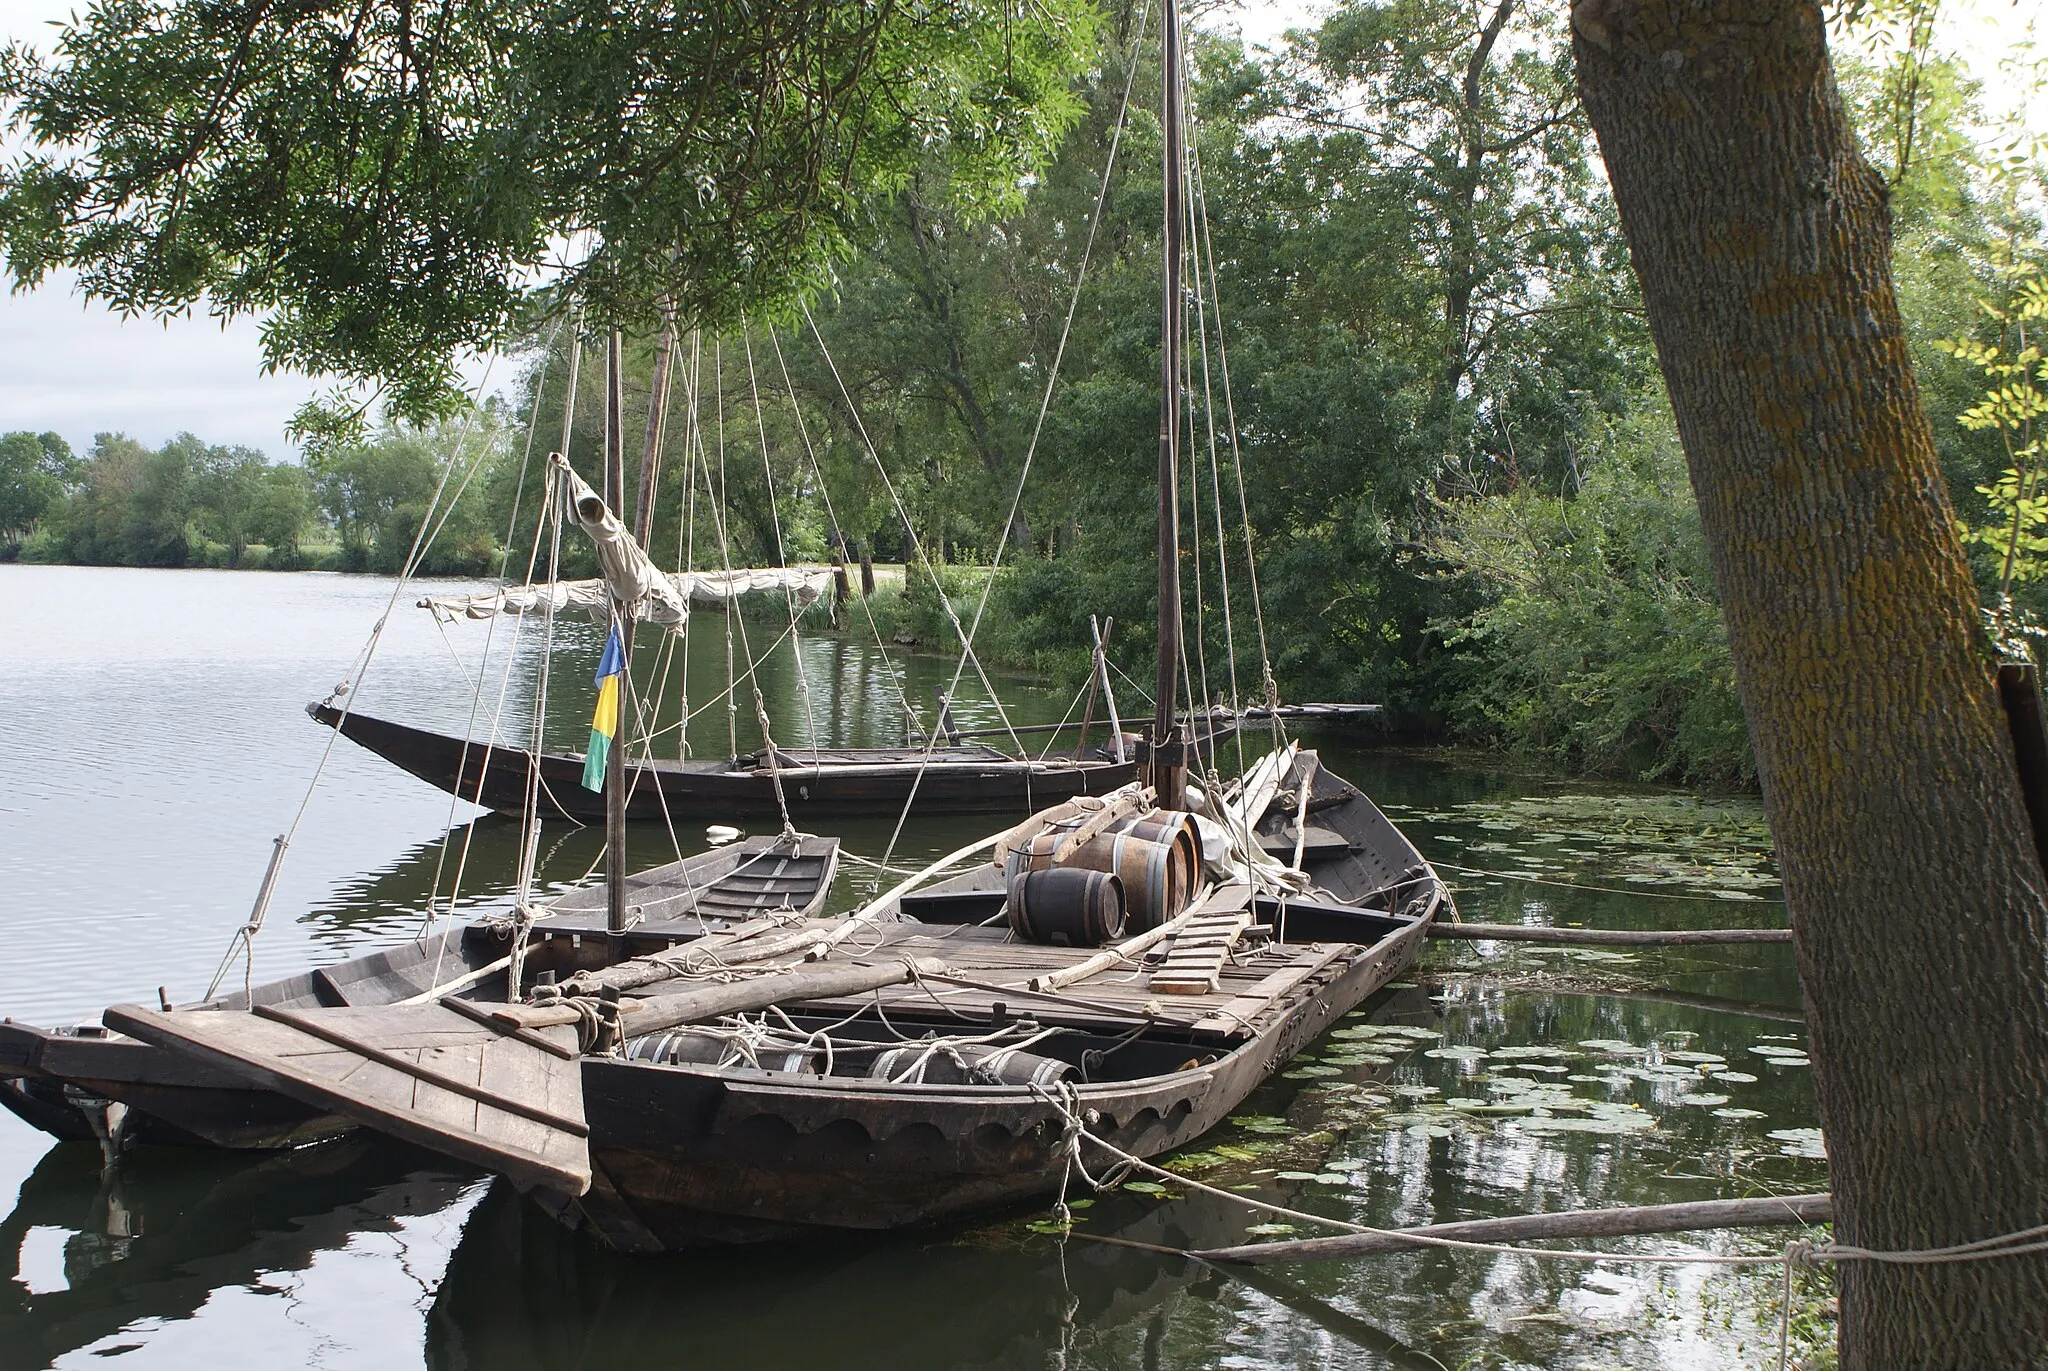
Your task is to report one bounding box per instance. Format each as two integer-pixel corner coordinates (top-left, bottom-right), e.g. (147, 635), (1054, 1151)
(1193, 1194), (1834, 1267)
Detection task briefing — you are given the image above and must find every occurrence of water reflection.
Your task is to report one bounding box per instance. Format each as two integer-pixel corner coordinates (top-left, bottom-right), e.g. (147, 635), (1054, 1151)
(0, 1138), (475, 1370)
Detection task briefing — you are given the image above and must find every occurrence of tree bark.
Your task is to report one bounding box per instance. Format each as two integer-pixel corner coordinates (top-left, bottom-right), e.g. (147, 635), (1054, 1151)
(1571, 3), (2048, 1365)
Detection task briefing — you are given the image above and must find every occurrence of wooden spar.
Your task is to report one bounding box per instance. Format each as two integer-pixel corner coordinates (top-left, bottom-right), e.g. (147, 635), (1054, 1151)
(1191, 1194), (1834, 1266)
(636, 316), (675, 538)
(604, 329), (630, 938)
(1148, 0), (1186, 805)
(622, 956), (950, 1037)
(1075, 613), (1104, 761)
(1426, 923), (1793, 946)
(496, 956), (950, 1032)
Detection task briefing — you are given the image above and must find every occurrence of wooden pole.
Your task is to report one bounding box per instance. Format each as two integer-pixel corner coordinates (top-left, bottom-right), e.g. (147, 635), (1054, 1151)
(636, 316), (675, 545)
(1147, 0), (1186, 805)
(604, 330), (629, 939)
(1427, 923), (1792, 946)
(1075, 614), (1105, 761)
(1193, 1194), (1833, 1266)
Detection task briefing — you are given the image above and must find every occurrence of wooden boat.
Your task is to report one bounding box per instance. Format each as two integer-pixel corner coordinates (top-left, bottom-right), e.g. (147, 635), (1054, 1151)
(0, 834), (840, 1151)
(105, 749), (1447, 1250)
(306, 701), (1148, 821)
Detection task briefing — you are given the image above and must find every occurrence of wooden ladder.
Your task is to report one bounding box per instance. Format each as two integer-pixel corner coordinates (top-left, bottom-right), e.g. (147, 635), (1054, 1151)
(1148, 892), (1255, 996)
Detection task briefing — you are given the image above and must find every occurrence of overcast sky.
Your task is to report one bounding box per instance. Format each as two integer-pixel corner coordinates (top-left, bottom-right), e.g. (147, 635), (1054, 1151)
(0, 0), (2038, 461)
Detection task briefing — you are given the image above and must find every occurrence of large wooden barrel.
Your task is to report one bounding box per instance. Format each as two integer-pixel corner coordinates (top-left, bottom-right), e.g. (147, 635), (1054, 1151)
(1006, 867), (1126, 947)
(1006, 823), (1191, 932)
(1112, 809), (1201, 901)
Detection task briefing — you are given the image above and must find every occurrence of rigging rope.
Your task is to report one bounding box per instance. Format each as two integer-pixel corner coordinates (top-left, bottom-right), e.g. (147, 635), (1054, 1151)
(796, 0), (1152, 869)
(204, 356), (500, 1001)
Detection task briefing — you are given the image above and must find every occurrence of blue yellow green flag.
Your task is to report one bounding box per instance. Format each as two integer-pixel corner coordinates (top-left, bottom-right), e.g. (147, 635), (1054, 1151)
(579, 626), (626, 791)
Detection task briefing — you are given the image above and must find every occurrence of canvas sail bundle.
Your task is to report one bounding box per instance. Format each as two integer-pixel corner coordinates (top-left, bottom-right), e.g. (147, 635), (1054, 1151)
(419, 455), (834, 629)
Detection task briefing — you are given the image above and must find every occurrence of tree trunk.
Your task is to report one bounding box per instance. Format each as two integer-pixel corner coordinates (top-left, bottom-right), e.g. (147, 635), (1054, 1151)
(856, 538), (876, 596)
(1571, 2), (2048, 1365)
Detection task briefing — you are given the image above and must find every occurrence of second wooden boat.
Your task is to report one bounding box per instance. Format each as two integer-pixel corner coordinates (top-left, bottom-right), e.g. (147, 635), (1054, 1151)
(307, 701), (1145, 821)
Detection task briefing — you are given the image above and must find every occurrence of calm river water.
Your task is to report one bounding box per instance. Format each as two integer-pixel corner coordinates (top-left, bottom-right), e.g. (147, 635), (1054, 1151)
(0, 564), (1827, 1370)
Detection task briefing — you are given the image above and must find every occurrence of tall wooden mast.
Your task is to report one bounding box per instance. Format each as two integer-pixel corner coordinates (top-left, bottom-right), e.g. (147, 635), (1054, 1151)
(603, 331), (629, 936)
(601, 321), (676, 941)
(1147, 0), (1187, 804)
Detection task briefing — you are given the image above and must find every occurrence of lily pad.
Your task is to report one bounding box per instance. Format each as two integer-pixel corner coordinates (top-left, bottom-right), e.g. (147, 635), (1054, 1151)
(1662, 1051), (1726, 1065)
(1711, 1108), (1766, 1119)
(1677, 1094), (1732, 1107)
(1579, 1039), (1649, 1056)
(1769, 1127), (1827, 1159)
(1245, 1223), (1299, 1236)
(1714, 1071), (1759, 1084)
(1123, 1180), (1176, 1197)
(1749, 1045), (1806, 1059)
(1424, 1045), (1490, 1061)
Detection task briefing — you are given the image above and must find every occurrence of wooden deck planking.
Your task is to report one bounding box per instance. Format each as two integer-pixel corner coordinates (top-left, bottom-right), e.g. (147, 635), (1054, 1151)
(105, 1002), (591, 1195)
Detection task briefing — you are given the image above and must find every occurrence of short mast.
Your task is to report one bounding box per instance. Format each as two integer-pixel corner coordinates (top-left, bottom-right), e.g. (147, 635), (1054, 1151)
(1147, 0), (1187, 806)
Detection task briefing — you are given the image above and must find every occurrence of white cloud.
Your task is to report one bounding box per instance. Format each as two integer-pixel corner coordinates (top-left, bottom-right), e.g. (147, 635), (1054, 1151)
(0, 279), (324, 457)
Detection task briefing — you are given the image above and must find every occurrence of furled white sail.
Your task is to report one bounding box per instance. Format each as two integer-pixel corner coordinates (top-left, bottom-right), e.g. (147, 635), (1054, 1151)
(418, 455), (836, 628)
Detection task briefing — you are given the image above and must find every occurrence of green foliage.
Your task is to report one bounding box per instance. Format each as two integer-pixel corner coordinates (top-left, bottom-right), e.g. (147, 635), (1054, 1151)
(309, 418), (506, 575)
(25, 430), (318, 569)
(1938, 264), (2048, 601)
(0, 0), (1098, 437)
(1430, 402), (1754, 787)
(0, 429), (73, 543)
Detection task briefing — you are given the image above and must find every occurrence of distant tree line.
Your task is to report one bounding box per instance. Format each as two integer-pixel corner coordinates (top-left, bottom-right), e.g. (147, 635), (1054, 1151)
(0, 418), (509, 575)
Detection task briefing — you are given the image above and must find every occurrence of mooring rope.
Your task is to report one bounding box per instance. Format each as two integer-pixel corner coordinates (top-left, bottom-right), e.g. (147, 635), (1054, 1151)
(1028, 1087), (2048, 1371)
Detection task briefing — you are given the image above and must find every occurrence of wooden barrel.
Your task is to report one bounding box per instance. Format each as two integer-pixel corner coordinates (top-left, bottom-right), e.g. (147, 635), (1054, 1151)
(622, 1030), (817, 1075)
(867, 1042), (1074, 1088)
(1006, 826), (1190, 933)
(1113, 809), (1201, 899)
(1005, 867), (1126, 947)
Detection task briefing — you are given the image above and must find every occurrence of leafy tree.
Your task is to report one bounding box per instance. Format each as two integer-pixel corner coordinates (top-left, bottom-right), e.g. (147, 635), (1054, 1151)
(0, 0), (1098, 438)
(191, 443), (274, 566)
(0, 429), (73, 541)
(1573, 0), (2048, 1362)
(248, 464), (316, 567)
(312, 420), (502, 574)
(1431, 401), (1751, 784)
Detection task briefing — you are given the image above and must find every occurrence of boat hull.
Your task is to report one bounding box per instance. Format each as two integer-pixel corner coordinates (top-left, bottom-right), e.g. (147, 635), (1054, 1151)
(0, 836), (840, 1152)
(571, 917), (1425, 1249)
(309, 704), (1135, 822)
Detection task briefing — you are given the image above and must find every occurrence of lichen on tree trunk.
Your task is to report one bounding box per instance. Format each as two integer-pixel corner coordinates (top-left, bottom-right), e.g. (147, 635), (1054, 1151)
(1570, 0), (2048, 1365)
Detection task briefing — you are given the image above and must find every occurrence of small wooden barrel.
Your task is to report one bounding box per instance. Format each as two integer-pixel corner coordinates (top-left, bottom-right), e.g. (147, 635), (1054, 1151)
(1005, 866), (1127, 947)
(1006, 826), (1189, 933)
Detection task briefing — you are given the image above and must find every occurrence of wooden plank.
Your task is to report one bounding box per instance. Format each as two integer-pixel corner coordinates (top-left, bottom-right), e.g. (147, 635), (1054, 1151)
(433, 992), (579, 1060)
(1150, 906), (1255, 996)
(1192, 943), (1352, 1035)
(253, 1004), (586, 1134)
(105, 1002), (590, 1195)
